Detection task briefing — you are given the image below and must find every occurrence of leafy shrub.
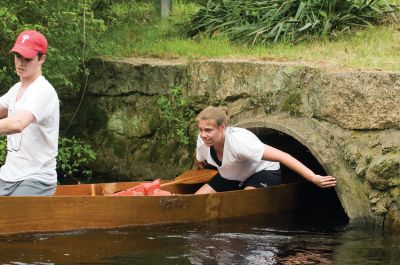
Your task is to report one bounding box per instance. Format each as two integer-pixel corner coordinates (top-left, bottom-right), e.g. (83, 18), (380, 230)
(0, 136), (96, 183)
(157, 85), (195, 145)
(185, 0), (398, 44)
(0, 1), (108, 94)
(0, 137), (7, 165)
(57, 136), (97, 182)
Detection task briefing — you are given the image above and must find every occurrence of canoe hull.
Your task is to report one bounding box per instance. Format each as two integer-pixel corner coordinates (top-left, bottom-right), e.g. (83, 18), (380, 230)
(0, 181), (311, 235)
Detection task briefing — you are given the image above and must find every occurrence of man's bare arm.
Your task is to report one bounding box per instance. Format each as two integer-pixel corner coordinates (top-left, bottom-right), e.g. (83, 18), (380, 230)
(0, 110), (35, 135)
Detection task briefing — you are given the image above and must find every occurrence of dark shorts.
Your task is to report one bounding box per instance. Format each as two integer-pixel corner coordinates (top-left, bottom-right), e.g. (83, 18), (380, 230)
(208, 170), (282, 192)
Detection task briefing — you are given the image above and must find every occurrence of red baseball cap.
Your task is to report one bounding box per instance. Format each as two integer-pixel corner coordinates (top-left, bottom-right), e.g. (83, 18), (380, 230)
(10, 30), (48, 58)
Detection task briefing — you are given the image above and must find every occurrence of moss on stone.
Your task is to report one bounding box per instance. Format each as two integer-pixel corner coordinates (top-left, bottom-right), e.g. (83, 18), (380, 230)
(366, 156), (400, 190)
(282, 90), (303, 116)
(108, 110), (153, 138)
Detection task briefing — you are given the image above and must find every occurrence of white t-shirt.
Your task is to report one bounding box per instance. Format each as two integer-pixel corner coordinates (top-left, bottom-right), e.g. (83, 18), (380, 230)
(0, 76), (59, 183)
(196, 127), (280, 181)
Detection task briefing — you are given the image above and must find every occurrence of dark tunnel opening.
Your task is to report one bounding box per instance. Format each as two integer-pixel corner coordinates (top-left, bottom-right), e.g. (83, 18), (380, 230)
(249, 127), (349, 224)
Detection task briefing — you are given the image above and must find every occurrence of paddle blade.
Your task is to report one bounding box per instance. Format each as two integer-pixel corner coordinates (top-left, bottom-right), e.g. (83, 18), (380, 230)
(173, 169), (218, 184)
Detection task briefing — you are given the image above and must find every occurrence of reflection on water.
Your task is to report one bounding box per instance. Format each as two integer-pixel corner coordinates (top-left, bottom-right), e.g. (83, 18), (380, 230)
(0, 211), (399, 265)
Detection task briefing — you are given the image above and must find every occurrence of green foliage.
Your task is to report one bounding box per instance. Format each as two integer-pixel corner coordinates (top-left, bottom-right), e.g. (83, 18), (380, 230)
(95, 0), (400, 71)
(184, 0), (398, 44)
(97, 0), (200, 57)
(0, 1), (108, 93)
(57, 136), (97, 182)
(0, 137), (7, 165)
(0, 136), (96, 182)
(156, 85), (195, 145)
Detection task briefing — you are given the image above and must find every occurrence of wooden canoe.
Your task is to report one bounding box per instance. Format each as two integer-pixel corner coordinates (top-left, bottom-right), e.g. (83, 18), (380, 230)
(0, 174), (315, 236)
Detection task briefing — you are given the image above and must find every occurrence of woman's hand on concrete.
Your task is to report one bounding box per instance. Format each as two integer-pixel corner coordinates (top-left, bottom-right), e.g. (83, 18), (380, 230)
(312, 175), (337, 188)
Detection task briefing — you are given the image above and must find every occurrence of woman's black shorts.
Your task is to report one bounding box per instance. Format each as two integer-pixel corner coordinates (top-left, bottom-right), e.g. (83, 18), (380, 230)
(208, 169), (282, 192)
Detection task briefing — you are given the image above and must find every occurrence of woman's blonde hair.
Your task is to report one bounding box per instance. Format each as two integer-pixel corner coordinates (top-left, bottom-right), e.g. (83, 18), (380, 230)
(196, 106), (230, 127)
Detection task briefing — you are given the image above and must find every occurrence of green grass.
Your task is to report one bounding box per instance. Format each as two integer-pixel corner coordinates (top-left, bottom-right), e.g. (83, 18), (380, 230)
(99, 1), (400, 72)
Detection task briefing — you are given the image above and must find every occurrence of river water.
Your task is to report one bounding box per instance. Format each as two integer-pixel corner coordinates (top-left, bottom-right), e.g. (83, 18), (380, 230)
(0, 210), (398, 265)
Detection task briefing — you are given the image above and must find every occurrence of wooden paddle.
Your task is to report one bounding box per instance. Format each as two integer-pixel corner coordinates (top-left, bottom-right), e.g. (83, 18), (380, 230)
(160, 169), (218, 187)
(104, 169), (217, 195)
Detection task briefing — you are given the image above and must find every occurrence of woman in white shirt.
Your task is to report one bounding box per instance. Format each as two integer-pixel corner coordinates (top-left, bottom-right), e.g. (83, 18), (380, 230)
(195, 106), (336, 194)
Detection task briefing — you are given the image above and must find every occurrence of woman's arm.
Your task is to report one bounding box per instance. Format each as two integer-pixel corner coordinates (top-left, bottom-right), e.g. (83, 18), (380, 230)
(262, 145), (336, 188)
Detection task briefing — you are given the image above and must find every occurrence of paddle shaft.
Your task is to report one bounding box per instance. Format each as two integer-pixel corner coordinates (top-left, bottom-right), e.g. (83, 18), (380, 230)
(160, 169), (217, 187)
(160, 175), (205, 187)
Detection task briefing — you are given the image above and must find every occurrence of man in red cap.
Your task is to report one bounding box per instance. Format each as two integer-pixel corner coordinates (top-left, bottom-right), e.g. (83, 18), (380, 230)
(0, 30), (59, 196)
